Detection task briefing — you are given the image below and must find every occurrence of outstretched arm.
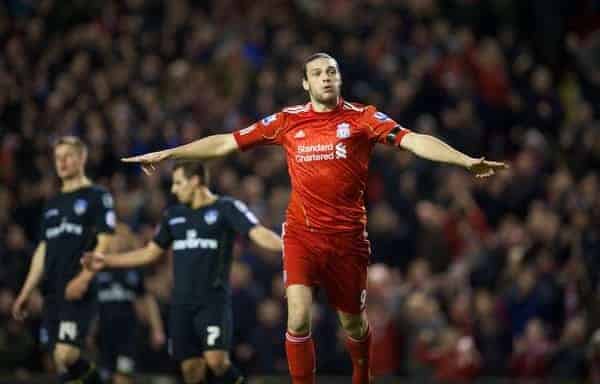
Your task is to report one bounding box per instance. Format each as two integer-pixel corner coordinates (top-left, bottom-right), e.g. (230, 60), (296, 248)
(249, 225), (283, 252)
(122, 134), (238, 174)
(83, 242), (165, 271)
(400, 133), (508, 178)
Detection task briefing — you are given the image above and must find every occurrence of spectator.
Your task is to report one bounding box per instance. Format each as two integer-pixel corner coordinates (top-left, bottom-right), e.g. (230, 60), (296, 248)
(509, 318), (555, 379)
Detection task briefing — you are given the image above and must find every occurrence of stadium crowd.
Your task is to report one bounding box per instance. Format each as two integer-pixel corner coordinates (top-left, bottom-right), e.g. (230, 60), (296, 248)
(1, 0), (600, 381)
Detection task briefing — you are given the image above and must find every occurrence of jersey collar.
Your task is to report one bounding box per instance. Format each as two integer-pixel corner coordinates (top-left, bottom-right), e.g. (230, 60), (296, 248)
(308, 97), (344, 115)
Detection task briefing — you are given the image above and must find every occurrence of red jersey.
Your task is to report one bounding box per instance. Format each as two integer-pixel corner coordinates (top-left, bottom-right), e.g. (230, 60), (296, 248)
(233, 98), (410, 233)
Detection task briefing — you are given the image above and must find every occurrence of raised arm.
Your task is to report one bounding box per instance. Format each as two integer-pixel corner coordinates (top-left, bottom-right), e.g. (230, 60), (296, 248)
(249, 225), (283, 252)
(399, 132), (508, 178)
(13, 242), (46, 320)
(122, 134), (238, 175)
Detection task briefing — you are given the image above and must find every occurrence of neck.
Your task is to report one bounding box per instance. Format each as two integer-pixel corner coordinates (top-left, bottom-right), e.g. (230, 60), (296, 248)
(311, 96), (339, 112)
(191, 187), (217, 209)
(61, 174), (91, 192)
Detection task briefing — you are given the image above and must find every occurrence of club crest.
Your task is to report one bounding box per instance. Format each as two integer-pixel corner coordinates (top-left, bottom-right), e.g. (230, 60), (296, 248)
(204, 209), (219, 225)
(336, 123), (351, 139)
(74, 199), (87, 215)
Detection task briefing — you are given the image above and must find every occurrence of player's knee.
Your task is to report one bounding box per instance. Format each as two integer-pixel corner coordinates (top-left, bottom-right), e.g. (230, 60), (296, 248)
(287, 314), (310, 335)
(181, 359), (206, 384)
(205, 354), (230, 376)
(340, 314), (368, 340)
(286, 285), (312, 335)
(287, 305), (311, 335)
(53, 344), (80, 370)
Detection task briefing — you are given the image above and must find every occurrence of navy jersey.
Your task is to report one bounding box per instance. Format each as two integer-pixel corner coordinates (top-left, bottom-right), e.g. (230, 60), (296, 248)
(39, 185), (116, 300)
(96, 269), (145, 320)
(153, 196), (258, 306)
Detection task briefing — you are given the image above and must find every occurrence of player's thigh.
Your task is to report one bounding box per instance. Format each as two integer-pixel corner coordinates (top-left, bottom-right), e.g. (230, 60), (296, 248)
(169, 306), (203, 362)
(180, 357), (207, 383)
(203, 350), (231, 375)
(321, 238), (369, 315)
(53, 342), (81, 366)
(194, 302), (233, 352)
(282, 226), (318, 288)
(337, 310), (369, 339)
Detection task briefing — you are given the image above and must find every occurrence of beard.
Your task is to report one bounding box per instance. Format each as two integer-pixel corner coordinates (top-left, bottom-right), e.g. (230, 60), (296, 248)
(312, 88), (340, 105)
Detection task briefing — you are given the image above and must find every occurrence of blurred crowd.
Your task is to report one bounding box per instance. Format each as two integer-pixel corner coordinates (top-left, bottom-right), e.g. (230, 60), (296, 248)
(2, 0), (600, 381)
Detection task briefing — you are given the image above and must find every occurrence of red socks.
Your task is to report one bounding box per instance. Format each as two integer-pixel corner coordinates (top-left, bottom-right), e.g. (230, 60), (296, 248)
(344, 327), (372, 384)
(285, 332), (316, 384)
(285, 327), (371, 384)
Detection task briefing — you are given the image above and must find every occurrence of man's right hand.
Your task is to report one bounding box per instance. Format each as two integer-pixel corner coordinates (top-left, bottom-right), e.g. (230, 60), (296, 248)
(121, 149), (172, 175)
(12, 295), (28, 321)
(81, 252), (106, 271)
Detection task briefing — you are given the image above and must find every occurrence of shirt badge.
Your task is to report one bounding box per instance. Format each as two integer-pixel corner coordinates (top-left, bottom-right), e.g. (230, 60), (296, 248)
(336, 122), (351, 139)
(74, 199), (88, 215)
(204, 209), (219, 225)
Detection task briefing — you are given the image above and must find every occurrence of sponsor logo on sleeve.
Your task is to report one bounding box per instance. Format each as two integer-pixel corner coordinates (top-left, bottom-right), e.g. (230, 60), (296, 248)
(106, 211), (116, 228)
(102, 193), (114, 208)
(261, 114), (277, 125)
(374, 111), (390, 121)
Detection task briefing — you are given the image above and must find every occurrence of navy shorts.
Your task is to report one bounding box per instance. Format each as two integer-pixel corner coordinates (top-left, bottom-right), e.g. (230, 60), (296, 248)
(40, 298), (97, 351)
(168, 301), (233, 361)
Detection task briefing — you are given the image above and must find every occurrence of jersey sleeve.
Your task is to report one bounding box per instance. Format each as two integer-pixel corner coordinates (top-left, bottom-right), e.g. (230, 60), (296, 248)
(362, 105), (411, 146)
(223, 199), (259, 236)
(232, 112), (286, 151)
(93, 190), (116, 235)
(152, 212), (173, 250)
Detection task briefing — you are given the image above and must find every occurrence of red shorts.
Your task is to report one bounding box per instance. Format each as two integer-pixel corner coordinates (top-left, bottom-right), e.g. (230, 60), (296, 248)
(282, 223), (370, 314)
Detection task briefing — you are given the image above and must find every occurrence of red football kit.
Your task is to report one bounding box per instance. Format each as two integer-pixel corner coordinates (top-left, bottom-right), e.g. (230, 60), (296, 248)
(233, 98), (410, 314)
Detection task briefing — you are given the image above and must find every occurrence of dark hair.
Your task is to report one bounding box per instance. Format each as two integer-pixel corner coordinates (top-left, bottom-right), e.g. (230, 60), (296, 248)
(53, 135), (88, 156)
(303, 52), (337, 80)
(173, 161), (210, 185)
